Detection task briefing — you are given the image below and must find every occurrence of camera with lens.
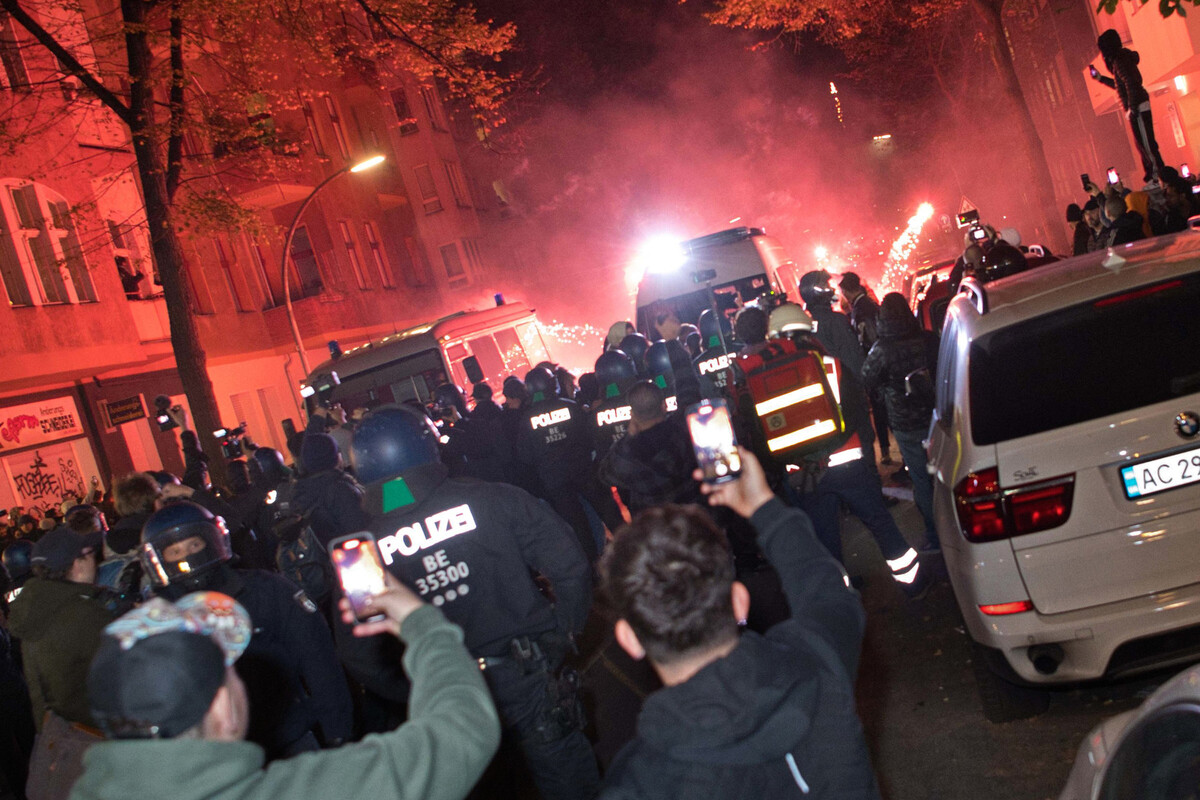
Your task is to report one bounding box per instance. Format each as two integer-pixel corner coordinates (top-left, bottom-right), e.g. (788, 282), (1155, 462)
(154, 395), (181, 432)
(213, 423), (247, 460)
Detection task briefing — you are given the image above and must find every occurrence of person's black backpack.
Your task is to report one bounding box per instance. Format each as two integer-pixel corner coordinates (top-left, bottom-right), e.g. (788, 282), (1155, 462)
(271, 484), (332, 604)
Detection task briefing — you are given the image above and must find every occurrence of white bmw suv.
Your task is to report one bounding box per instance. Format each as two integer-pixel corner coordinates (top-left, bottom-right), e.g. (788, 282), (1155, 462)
(928, 233), (1200, 722)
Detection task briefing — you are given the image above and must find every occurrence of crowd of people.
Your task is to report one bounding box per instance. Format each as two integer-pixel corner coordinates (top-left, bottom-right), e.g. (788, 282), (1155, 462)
(0, 267), (941, 800)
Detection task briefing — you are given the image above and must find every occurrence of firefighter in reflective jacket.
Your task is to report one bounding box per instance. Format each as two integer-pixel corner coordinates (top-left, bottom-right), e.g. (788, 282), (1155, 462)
(693, 309), (739, 399)
(517, 366), (600, 562)
(339, 406), (598, 800)
(768, 302), (927, 598)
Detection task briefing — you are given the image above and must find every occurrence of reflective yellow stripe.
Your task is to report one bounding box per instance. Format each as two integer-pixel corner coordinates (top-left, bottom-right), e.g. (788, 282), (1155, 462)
(766, 419), (837, 451)
(754, 383), (825, 416)
(826, 447), (862, 467)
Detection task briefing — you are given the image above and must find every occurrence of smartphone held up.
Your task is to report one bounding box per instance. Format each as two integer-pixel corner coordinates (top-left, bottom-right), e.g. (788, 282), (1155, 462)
(687, 399), (742, 484)
(330, 533), (388, 623)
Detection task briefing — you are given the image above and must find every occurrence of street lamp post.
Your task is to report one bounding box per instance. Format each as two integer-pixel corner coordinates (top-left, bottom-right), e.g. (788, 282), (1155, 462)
(282, 154), (386, 376)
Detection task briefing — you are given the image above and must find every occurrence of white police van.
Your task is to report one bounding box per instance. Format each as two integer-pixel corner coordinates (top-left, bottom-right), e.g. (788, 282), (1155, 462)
(300, 301), (552, 412)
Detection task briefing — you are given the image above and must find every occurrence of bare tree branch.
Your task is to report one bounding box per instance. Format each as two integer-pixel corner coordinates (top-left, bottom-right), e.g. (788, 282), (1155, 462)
(0, 0), (132, 124)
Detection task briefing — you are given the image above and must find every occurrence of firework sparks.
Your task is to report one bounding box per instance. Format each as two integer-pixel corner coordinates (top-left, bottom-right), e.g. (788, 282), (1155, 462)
(880, 202), (934, 294)
(539, 320), (610, 375)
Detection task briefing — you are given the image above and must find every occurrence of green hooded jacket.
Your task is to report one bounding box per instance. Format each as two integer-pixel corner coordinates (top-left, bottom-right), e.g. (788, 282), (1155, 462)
(70, 605), (499, 800)
(8, 576), (115, 729)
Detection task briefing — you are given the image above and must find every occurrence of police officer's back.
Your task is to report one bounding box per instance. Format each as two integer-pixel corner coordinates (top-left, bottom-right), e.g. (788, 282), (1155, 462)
(516, 367), (599, 561)
(693, 309), (738, 399)
(341, 407), (597, 800)
(591, 349), (638, 465)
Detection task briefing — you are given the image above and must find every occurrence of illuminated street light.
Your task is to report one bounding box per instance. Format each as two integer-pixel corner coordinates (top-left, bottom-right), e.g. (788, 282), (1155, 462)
(282, 155), (386, 377)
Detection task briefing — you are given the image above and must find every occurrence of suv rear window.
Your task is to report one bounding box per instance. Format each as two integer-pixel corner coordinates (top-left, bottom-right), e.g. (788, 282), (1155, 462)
(969, 275), (1200, 445)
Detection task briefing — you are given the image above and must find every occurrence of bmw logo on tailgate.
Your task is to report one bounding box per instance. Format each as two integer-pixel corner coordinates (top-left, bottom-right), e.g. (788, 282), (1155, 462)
(1176, 411), (1200, 439)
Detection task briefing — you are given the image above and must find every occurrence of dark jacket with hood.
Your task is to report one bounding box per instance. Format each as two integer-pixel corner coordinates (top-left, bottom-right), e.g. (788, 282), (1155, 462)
(290, 469), (369, 548)
(600, 498), (879, 800)
(861, 311), (940, 433)
(599, 413), (702, 515)
(8, 577), (116, 729)
(1097, 30), (1150, 112)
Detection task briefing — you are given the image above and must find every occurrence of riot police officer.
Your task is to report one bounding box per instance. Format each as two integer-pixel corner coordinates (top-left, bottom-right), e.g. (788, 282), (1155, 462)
(645, 338), (702, 411)
(517, 367), (599, 562)
(343, 406), (597, 800)
(591, 349), (638, 464)
(693, 308), (738, 399)
(617, 332), (650, 379)
(140, 501), (354, 757)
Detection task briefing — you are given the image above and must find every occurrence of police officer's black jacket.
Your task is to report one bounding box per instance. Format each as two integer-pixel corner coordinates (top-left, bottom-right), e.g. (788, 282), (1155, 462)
(693, 346), (737, 400)
(591, 395), (632, 464)
(291, 468), (370, 548)
(218, 566), (354, 755)
(516, 397), (593, 490)
(338, 463), (591, 703)
(807, 308), (874, 448)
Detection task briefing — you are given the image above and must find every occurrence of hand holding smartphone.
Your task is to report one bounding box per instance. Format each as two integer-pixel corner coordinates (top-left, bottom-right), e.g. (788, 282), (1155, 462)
(1089, 65), (1099, 79)
(1107, 167), (1120, 185)
(687, 399), (742, 484)
(330, 533), (389, 624)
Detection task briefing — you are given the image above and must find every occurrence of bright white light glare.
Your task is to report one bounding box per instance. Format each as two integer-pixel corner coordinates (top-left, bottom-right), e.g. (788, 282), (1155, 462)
(350, 155), (386, 173)
(639, 236), (687, 274)
(299, 385), (315, 398)
(814, 246), (828, 259)
(1176, 75), (1188, 94)
(873, 134), (892, 141)
(880, 201), (935, 294)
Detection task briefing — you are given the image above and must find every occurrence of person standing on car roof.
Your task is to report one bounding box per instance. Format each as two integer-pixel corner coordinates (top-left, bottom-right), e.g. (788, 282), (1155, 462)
(517, 366), (601, 563)
(342, 406), (598, 800)
(1092, 29), (1165, 184)
(787, 287), (928, 599)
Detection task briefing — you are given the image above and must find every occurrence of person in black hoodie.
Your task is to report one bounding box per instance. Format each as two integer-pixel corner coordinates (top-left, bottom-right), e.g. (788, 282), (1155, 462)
(598, 449), (880, 799)
(600, 380), (701, 515)
(862, 294), (941, 550)
(1092, 29), (1165, 183)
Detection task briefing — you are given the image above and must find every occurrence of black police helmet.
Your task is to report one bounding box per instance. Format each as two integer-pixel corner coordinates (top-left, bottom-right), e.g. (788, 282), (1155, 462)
(2, 538), (32, 586)
(594, 349), (637, 399)
(698, 309), (733, 350)
(798, 270), (835, 309)
(251, 447), (290, 486)
(617, 333), (649, 372)
(981, 241), (1028, 283)
(351, 405), (442, 486)
(140, 501), (231, 590)
(524, 366), (558, 401)
(433, 383), (468, 416)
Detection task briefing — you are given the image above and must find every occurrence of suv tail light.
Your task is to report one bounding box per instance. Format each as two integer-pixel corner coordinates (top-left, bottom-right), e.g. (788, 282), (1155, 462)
(954, 468), (1074, 542)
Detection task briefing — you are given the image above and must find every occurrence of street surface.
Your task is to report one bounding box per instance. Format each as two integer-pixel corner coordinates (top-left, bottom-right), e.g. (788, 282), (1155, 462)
(579, 468), (1164, 800)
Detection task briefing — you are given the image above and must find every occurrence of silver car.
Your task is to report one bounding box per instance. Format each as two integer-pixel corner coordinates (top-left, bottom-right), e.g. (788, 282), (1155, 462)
(1059, 663), (1200, 799)
(928, 235), (1200, 722)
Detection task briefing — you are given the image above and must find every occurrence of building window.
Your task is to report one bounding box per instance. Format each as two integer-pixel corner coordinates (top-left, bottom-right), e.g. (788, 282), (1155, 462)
(362, 221), (394, 288)
(289, 225), (323, 296)
(213, 238), (253, 311)
(443, 160), (471, 208)
(0, 13), (30, 92)
(419, 86), (447, 131)
(462, 238), (484, 274)
(243, 236), (277, 307)
(338, 220), (368, 289)
(390, 88), (418, 135)
(439, 242), (466, 282)
(301, 99), (326, 158)
(413, 164), (443, 214)
(323, 95), (351, 159)
(0, 181), (96, 306)
(108, 219), (150, 299)
(184, 246), (215, 314)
